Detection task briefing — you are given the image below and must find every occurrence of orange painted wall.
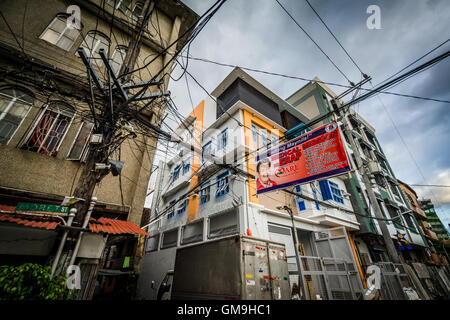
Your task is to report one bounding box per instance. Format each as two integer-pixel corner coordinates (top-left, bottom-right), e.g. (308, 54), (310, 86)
(241, 109), (280, 205)
(186, 100), (205, 224)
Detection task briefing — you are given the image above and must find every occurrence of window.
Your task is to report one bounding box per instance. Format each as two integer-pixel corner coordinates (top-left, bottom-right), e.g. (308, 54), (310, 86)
(310, 182), (320, 210)
(319, 180), (332, 201)
(181, 220), (203, 245)
(0, 87), (33, 145)
(172, 165), (181, 182)
(177, 198), (188, 215)
(252, 123), (275, 150)
(386, 205), (403, 229)
(107, 0), (132, 14)
(167, 200), (176, 220)
(329, 181), (344, 204)
(145, 234), (159, 252)
(261, 129), (268, 150)
(110, 46), (127, 74)
(217, 128), (228, 150)
(216, 171), (230, 198)
(252, 124), (258, 149)
(78, 31), (110, 67)
(131, 2), (144, 21)
(199, 181), (211, 204)
(390, 183), (401, 198)
(271, 134), (278, 149)
(67, 121), (94, 160)
(208, 209), (238, 239)
(21, 102), (74, 157)
(40, 15), (80, 51)
(182, 160), (190, 175)
(202, 141), (212, 163)
(293, 185), (306, 211)
(161, 228), (178, 249)
(403, 213), (418, 234)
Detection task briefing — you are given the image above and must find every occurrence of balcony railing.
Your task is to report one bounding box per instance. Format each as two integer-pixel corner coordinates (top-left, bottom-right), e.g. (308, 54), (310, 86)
(301, 208), (359, 230)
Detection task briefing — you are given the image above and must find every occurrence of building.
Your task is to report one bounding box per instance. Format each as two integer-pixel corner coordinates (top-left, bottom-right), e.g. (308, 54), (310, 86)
(420, 199), (450, 242)
(285, 78), (428, 269)
(137, 68), (366, 300)
(0, 0), (198, 299)
(398, 180), (437, 262)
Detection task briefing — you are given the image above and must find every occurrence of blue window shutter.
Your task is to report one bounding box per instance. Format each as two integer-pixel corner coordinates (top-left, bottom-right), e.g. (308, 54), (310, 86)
(319, 180), (332, 201)
(298, 200), (306, 211)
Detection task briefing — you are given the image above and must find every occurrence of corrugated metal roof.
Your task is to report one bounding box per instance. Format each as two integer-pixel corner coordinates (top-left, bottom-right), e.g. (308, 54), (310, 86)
(90, 217), (149, 237)
(0, 212), (61, 230)
(0, 206), (148, 237)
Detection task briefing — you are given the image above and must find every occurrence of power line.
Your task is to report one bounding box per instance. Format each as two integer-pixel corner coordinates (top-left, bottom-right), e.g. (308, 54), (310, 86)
(304, 0), (366, 77)
(274, 0), (353, 85)
(410, 184), (450, 188)
(375, 38), (450, 88)
(181, 55), (450, 104)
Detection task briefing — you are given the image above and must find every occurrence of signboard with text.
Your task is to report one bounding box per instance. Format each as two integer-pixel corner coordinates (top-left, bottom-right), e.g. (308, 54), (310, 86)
(15, 202), (69, 216)
(255, 121), (350, 194)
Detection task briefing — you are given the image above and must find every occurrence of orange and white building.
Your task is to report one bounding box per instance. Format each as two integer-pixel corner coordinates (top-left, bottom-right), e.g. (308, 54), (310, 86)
(137, 68), (365, 300)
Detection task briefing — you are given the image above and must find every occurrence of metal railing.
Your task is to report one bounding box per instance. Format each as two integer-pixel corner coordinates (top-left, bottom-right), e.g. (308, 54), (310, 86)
(287, 255), (363, 300)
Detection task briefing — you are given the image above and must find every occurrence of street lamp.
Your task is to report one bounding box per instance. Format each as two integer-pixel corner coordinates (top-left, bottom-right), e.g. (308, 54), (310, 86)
(277, 205), (307, 299)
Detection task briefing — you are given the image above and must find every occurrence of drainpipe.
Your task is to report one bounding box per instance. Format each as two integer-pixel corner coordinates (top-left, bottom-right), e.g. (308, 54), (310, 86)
(69, 197), (97, 267)
(50, 208), (77, 279)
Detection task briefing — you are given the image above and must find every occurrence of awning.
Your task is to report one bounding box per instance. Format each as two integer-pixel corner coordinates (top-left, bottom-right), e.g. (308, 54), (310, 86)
(0, 206), (148, 237)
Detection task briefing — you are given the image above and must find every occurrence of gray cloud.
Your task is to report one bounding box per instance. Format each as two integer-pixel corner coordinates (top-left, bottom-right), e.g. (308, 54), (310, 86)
(149, 0), (450, 225)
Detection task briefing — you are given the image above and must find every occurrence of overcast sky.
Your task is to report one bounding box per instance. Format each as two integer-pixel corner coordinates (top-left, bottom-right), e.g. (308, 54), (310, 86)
(147, 0), (450, 231)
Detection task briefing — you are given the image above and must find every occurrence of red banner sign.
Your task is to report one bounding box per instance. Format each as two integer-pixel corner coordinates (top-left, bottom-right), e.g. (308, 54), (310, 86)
(255, 121), (350, 194)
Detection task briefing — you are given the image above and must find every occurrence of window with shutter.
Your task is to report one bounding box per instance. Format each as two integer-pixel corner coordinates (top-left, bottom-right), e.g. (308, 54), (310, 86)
(67, 121), (94, 160)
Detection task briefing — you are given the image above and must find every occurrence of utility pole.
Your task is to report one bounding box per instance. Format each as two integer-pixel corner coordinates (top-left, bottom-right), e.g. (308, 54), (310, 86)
(119, 0), (155, 80)
(335, 102), (401, 264)
(71, 0), (155, 225)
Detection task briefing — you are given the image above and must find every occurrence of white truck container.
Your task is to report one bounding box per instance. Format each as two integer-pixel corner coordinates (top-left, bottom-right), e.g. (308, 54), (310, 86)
(165, 235), (291, 300)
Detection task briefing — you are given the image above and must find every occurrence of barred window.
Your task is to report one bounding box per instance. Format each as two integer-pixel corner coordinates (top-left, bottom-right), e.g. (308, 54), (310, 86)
(0, 87), (33, 144)
(199, 181), (211, 204)
(40, 15), (80, 51)
(21, 102), (74, 157)
(215, 171), (230, 198)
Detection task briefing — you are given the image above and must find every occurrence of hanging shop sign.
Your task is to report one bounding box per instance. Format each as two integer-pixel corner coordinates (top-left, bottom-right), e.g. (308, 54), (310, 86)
(255, 121), (350, 194)
(15, 202), (69, 216)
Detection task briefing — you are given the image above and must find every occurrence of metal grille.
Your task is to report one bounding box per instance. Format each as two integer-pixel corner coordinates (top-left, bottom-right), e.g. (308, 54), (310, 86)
(287, 255), (361, 300)
(375, 262), (413, 300)
(22, 103), (74, 156)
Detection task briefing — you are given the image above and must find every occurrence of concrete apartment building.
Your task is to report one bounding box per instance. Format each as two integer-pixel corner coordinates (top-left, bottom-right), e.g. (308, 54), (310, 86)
(0, 0), (198, 298)
(399, 181), (449, 266)
(138, 68), (366, 300)
(420, 199), (450, 242)
(286, 79), (428, 270)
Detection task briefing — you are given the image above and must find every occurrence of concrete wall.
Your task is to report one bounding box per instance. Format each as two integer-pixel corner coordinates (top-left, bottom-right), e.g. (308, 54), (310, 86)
(0, 0), (190, 225)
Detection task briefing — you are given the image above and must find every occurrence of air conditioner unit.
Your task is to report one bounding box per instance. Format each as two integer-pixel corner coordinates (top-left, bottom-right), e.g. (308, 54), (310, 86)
(90, 134), (103, 144)
(367, 161), (383, 174)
